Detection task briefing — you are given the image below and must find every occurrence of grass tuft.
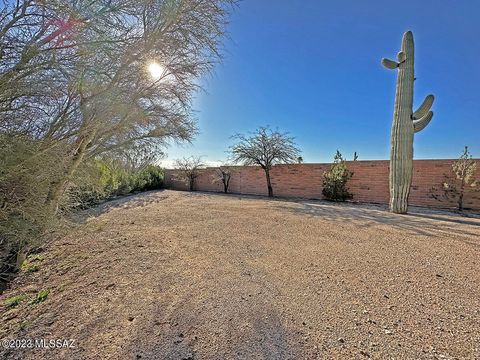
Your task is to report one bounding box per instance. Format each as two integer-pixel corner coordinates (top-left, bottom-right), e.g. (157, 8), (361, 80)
(21, 254), (45, 272)
(33, 289), (49, 304)
(5, 294), (27, 308)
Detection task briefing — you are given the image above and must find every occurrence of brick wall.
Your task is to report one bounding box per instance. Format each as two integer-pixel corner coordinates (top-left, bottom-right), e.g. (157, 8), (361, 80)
(164, 159), (480, 211)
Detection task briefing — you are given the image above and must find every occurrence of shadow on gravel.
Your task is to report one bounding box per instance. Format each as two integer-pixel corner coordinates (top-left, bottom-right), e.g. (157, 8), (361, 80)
(165, 191), (480, 240)
(127, 292), (306, 360)
(130, 310), (298, 360)
(407, 212), (480, 227)
(72, 190), (167, 224)
(277, 201), (480, 240)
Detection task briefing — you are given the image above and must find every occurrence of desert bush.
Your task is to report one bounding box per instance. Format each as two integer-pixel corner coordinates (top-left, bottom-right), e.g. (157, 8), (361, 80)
(33, 289), (49, 304)
(322, 151), (353, 201)
(63, 160), (164, 210)
(431, 146), (478, 210)
(0, 135), (64, 285)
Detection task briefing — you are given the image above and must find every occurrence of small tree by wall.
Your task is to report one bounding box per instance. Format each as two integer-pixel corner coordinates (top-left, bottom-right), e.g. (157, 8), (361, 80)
(322, 150), (353, 201)
(431, 146), (478, 210)
(174, 156), (205, 191)
(212, 165), (233, 193)
(229, 127), (301, 197)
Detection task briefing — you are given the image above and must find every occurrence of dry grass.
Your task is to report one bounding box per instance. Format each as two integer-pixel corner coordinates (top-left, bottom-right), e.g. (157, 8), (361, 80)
(1, 190), (479, 359)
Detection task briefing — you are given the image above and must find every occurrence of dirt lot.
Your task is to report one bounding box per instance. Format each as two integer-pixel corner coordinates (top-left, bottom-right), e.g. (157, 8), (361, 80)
(1, 190), (479, 359)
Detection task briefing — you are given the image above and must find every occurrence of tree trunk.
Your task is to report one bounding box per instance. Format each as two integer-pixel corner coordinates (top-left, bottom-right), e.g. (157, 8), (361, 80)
(265, 169), (273, 197)
(458, 179), (465, 211)
(45, 132), (94, 213)
(223, 174), (230, 193)
(189, 177), (194, 191)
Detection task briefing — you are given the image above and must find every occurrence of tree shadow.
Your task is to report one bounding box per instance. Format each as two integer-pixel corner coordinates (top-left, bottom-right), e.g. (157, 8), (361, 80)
(171, 191), (480, 242)
(126, 277), (310, 360)
(71, 190), (167, 224)
(129, 306), (304, 360)
(276, 200), (480, 241)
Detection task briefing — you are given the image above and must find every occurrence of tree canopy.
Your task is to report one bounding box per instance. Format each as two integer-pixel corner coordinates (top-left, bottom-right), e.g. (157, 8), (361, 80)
(229, 127), (300, 196)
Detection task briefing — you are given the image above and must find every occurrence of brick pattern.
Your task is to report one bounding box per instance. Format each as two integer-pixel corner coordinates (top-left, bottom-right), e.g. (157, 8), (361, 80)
(164, 160), (480, 211)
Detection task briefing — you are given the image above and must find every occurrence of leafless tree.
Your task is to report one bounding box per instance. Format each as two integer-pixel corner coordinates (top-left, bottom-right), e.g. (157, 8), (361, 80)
(212, 165), (233, 193)
(174, 156), (205, 191)
(229, 127), (301, 197)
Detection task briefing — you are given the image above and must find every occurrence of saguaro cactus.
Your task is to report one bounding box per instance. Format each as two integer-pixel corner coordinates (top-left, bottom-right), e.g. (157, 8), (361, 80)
(382, 31), (434, 213)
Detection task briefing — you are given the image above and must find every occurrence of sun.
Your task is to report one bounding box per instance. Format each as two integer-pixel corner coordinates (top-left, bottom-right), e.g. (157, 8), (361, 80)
(148, 62), (165, 80)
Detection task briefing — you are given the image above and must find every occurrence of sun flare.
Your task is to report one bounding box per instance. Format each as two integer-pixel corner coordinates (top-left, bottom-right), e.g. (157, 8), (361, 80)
(148, 62), (165, 80)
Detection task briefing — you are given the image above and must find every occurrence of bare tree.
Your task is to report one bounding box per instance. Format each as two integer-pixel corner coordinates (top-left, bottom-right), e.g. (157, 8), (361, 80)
(174, 156), (205, 191)
(229, 127), (301, 197)
(212, 165), (233, 193)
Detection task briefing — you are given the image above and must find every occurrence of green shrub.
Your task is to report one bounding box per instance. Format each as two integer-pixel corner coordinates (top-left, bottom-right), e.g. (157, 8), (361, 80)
(322, 151), (353, 201)
(136, 165), (164, 191)
(107, 163), (163, 194)
(64, 160), (164, 210)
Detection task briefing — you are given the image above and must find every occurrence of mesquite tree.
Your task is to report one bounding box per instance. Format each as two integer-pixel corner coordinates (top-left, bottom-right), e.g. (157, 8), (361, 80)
(229, 127), (301, 197)
(0, 0), (234, 279)
(174, 156), (205, 191)
(0, 0), (235, 212)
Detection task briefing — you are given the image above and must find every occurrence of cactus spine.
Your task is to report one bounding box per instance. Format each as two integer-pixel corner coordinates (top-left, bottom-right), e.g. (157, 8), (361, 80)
(382, 31), (434, 214)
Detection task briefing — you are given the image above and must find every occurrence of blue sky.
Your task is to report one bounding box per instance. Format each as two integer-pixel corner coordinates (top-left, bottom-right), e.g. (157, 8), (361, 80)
(162, 0), (479, 166)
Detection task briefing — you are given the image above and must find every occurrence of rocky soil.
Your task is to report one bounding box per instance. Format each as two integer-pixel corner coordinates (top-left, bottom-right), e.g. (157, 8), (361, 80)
(1, 190), (479, 359)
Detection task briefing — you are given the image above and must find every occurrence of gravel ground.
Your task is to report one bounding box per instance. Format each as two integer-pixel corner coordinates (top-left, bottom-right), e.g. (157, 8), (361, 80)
(1, 190), (479, 359)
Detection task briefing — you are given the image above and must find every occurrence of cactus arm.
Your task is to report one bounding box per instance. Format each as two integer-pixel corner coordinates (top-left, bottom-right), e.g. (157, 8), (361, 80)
(382, 58), (399, 69)
(397, 51), (406, 63)
(412, 94), (434, 119)
(413, 111), (433, 133)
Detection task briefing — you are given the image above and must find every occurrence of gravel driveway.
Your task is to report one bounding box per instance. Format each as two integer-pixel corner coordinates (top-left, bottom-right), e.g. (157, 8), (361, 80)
(1, 190), (479, 359)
